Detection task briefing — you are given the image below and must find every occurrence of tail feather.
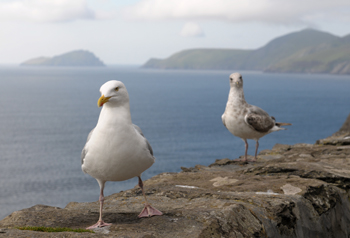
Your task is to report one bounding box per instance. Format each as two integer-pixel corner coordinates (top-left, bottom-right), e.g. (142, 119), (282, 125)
(276, 122), (292, 127)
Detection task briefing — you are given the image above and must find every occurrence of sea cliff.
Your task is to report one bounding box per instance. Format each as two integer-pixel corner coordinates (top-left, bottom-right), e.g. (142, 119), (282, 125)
(0, 114), (349, 237)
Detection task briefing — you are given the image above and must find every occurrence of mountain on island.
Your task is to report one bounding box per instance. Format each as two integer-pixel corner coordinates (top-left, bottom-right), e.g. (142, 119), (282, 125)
(143, 29), (350, 75)
(21, 50), (105, 67)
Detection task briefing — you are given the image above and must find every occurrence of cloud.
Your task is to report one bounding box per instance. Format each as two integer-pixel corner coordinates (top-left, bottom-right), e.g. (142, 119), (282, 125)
(122, 0), (350, 25)
(0, 0), (95, 22)
(180, 22), (205, 37)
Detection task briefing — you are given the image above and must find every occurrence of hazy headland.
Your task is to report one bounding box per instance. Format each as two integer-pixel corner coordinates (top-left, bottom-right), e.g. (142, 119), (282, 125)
(143, 29), (350, 75)
(20, 50), (105, 67)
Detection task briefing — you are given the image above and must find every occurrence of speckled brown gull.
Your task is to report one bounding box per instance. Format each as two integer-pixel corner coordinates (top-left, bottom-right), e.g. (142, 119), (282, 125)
(221, 73), (291, 162)
(81, 80), (162, 229)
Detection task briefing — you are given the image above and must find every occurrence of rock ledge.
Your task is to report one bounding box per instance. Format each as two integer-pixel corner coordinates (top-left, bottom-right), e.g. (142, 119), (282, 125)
(1, 114), (350, 237)
(1, 141), (349, 237)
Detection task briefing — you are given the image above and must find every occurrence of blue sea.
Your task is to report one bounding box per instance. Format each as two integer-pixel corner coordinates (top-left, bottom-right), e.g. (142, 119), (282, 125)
(0, 66), (349, 219)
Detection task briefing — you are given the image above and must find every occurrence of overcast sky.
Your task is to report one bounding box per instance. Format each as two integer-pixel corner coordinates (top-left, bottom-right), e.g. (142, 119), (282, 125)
(0, 0), (349, 65)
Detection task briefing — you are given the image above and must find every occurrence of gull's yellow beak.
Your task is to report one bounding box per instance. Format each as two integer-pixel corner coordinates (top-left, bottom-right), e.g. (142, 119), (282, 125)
(235, 81), (239, 85)
(97, 95), (111, 107)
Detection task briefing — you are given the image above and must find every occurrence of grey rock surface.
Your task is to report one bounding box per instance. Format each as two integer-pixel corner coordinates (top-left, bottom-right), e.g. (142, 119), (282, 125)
(316, 113), (350, 145)
(1, 141), (349, 237)
(1, 115), (350, 237)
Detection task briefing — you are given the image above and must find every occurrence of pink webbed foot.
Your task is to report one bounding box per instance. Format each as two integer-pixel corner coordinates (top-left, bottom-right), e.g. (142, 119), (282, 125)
(86, 220), (112, 229)
(138, 204), (163, 218)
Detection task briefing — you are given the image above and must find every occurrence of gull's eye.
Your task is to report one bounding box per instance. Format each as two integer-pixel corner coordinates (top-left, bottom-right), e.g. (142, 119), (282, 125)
(239, 76), (242, 80)
(230, 78), (233, 81)
(115, 87), (119, 91)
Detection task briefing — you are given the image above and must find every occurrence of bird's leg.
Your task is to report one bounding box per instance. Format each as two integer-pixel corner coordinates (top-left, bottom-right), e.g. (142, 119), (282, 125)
(237, 139), (249, 162)
(244, 139), (248, 162)
(138, 176), (163, 218)
(253, 140), (259, 162)
(86, 182), (112, 229)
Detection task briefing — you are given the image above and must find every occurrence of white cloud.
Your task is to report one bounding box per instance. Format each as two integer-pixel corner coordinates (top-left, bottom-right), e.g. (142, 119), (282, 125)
(122, 0), (350, 25)
(180, 22), (205, 37)
(0, 0), (95, 22)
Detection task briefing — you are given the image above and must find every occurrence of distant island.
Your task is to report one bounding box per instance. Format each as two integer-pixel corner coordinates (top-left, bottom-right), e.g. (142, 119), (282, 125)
(21, 50), (105, 67)
(142, 29), (350, 75)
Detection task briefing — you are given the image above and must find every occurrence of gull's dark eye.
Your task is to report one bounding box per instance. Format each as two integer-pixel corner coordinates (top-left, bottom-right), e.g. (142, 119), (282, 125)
(115, 87), (119, 91)
(230, 78), (233, 81)
(239, 76), (242, 80)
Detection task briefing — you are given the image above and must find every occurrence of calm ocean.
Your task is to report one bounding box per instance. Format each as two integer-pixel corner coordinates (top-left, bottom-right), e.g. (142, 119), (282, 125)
(0, 66), (349, 219)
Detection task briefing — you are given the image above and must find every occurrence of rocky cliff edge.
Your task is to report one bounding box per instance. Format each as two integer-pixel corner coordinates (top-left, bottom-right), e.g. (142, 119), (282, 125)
(0, 114), (349, 237)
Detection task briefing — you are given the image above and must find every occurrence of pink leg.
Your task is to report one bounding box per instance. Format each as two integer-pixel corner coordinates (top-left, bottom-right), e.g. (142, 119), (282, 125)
(237, 139), (249, 162)
(138, 176), (163, 218)
(86, 181), (112, 229)
(253, 140), (259, 162)
(237, 139), (258, 162)
(244, 139), (249, 162)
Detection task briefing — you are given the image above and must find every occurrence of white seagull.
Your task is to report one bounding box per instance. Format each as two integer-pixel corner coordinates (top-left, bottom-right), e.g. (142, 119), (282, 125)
(81, 80), (162, 229)
(222, 73), (291, 162)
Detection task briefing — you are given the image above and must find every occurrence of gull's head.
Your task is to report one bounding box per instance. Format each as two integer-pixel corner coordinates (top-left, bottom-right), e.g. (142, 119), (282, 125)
(97, 80), (129, 107)
(229, 72), (243, 88)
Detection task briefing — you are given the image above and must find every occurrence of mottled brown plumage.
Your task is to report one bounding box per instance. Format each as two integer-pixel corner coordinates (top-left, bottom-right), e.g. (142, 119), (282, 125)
(246, 109), (275, 133)
(222, 72), (291, 162)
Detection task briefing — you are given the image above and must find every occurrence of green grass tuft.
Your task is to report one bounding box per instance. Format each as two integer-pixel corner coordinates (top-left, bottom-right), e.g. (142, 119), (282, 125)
(16, 226), (94, 233)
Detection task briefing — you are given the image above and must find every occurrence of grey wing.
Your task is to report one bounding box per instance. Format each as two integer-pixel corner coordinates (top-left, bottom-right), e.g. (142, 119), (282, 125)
(133, 124), (144, 137)
(244, 105), (275, 133)
(81, 128), (94, 165)
(221, 113), (227, 128)
(133, 124), (153, 156)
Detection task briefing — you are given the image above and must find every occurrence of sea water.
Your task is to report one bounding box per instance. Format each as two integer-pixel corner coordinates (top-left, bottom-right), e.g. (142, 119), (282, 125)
(0, 66), (349, 219)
